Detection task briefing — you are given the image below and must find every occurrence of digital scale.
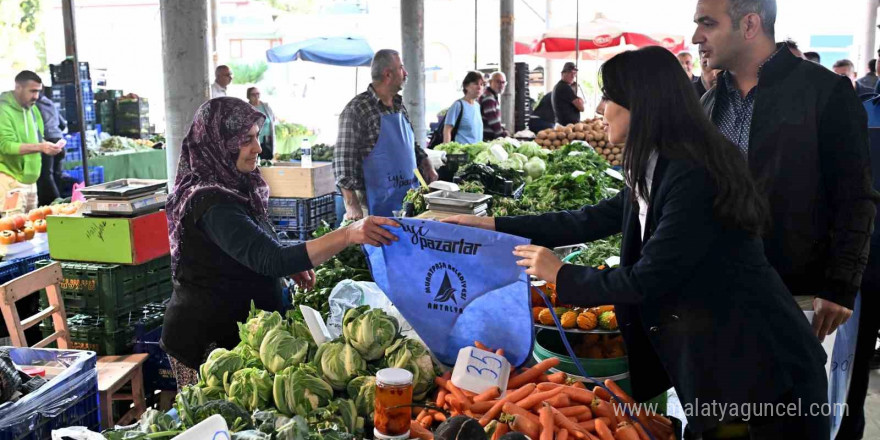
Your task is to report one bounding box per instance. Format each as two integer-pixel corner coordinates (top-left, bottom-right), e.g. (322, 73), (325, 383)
(78, 179), (167, 217)
(423, 190), (492, 216)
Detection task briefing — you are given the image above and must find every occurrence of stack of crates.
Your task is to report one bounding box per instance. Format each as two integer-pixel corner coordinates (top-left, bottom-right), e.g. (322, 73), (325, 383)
(115, 97), (150, 139)
(64, 165), (105, 185)
(36, 256), (173, 355)
(95, 89), (122, 135)
(268, 193), (337, 240)
(49, 60), (95, 132)
(61, 132), (83, 164)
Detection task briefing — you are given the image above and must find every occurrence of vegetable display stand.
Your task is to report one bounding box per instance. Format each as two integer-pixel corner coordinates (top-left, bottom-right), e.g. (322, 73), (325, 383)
(46, 210), (170, 265)
(0, 347), (99, 440)
(261, 162), (335, 198)
(268, 194), (337, 240)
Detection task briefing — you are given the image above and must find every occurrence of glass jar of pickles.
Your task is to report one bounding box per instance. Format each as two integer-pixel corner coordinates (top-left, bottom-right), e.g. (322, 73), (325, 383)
(373, 368), (414, 440)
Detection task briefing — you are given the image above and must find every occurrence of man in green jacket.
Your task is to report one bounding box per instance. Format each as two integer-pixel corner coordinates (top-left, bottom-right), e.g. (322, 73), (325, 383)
(0, 71), (63, 210)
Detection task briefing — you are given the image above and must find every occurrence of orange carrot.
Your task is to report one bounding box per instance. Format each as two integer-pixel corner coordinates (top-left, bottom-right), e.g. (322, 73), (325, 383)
(558, 405), (590, 419)
(435, 389), (448, 408)
(577, 412), (593, 422)
(539, 403), (554, 440)
(557, 429), (570, 440)
(561, 386), (597, 405)
(603, 379), (634, 405)
(508, 414), (541, 439)
(549, 404), (589, 439)
(496, 348), (505, 356)
(411, 420), (434, 440)
(591, 397), (618, 427)
(578, 417), (612, 432)
(537, 374), (551, 383)
(462, 389), (478, 398)
(504, 383), (538, 403)
(445, 394), (461, 412)
(474, 386), (501, 402)
(614, 422), (641, 440)
(434, 413), (447, 423)
(442, 371), (452, 380)
(492, 422), (509, 440)
(593, 419), (614, 440)
(475, 340), (490, 351)
(479, 399), (506, 427)
(471, 400), (497, 413)
(416, 409), (430, 423)
(419, 414), (433, 429)
(502, 402), (542, 425)
(516, 386), (565, 410)
(572, 381), (587, 389)
(508, 358), (561, 388)
(632, 420), (651, 440)
(536, 382), (561, 392)
(593, 385), (612, 402)
(436, 377), (472, 410)
(547, 371), (567, 384)
(547, 393), (572, 408)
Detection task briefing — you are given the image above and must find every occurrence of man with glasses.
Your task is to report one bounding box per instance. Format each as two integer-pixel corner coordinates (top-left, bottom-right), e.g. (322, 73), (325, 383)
(480, 72), (510, 141)
(211, 65), (233, 98)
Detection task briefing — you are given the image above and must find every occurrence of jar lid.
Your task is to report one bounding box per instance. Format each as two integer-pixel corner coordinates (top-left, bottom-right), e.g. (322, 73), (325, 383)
(376, 368), (413, 386)
(374, 428), (410, 440)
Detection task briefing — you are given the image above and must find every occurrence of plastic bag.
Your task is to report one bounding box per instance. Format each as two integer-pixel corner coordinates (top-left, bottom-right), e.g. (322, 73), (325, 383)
(50, 427), (105, 440)
(0, 348), (21, 403)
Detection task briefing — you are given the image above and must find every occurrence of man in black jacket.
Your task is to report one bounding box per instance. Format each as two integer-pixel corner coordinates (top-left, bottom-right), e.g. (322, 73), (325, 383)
(694, 0), (878, 342)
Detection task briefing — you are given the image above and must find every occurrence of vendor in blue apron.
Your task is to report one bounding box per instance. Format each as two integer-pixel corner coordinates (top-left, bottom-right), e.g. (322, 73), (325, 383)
(333, 49), (438, 219)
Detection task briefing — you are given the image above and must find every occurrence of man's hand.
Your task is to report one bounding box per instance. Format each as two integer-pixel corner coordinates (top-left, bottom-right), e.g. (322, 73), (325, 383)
(442, 215), (495, 231)
(291, 270), (316, 290)
(513, 245), (564, 284)
(422, 159), (439, 183)
(812, 297), (853, 342)
(40, 142), (64, 156)
(344, 205), (364, 221)
(344, 216), (400, 247)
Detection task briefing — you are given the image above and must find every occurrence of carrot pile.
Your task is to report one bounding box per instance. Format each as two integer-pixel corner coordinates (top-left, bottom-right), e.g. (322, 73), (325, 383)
(410, 343), (676, 440)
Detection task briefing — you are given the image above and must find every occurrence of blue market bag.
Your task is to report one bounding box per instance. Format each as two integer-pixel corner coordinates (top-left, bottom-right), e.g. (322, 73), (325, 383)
(365, 218), (533, 366)
(828, 293), (861, 438)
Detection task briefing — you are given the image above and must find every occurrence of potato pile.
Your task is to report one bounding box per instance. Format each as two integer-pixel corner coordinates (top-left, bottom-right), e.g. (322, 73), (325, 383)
(535, 117), (624, 166)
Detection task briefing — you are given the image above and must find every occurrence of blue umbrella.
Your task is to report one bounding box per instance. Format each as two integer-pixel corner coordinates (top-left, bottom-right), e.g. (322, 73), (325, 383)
(266, 36), (373, 67)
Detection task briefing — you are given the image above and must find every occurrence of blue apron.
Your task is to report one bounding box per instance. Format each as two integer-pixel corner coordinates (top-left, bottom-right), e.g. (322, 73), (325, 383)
(362, 113), (417, 216)
(365, 218), (534, 367)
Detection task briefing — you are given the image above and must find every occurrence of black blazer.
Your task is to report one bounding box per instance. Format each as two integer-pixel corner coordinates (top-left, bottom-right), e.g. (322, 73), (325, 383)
(496, 155), (827, 433)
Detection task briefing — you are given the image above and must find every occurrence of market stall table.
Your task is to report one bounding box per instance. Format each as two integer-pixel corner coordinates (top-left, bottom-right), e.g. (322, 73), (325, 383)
(64, 149), (167, 181)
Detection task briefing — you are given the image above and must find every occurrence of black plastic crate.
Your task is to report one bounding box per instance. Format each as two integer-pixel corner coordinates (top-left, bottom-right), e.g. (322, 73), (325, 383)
(115, 98), (149, 118)
(268, 194), (337, 240)
(134, 325), (176, 392)
(49, 60), (90, 84)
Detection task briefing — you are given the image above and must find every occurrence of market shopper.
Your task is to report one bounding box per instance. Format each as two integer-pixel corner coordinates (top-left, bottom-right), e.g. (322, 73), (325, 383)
(693, 56), (720, 97)
(34, 88), (66, 205)
(677, 52), (696, 81)
(694, 0), (878, 341)
(480, 72), (510, 141)
(528, 93), (556, 132)
(0, 71), (62, 211)
(333, 49), (437, 220)
(442, 71), (485, 144)
(832, 59), (857, 89)
(210, 65), (232, 98)
(856, 59), (877, 96)
(446, 46), (830, 439)
(246, 87), (275, 161)
(161, 97), (401, 386)
(552, 62), (584, 125)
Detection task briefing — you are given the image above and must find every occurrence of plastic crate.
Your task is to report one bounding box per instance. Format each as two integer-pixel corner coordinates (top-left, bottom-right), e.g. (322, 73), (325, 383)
(50, 80), (93, 103)
(49, 60), (90, 84)
(115, 98), (148, 118)
(36, 257), (172, 332)
(64, 166), (104, 185)
(62, 133), (84, 163)
(0, 347), (99, 440)
(133, 325), (176, 392)
(41, 321), (135, 356)
(268, 194), (337, 240)
(0, 260), (22, 285)
(15, 252), (50, 274)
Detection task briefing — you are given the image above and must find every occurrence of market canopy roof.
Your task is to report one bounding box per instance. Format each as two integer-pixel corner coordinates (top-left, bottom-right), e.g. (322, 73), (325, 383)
(266, 36), (374, 67)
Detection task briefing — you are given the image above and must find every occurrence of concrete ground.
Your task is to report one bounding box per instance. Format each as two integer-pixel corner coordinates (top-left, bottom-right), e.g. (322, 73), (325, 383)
(863, 369), (880, 437)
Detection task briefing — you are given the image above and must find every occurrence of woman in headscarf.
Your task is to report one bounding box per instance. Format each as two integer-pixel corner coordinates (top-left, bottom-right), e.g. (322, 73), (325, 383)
(160, 98), (398, 386)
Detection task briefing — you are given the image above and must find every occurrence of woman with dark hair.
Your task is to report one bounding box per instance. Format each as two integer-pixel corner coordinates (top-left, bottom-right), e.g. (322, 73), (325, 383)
(442, 71), (485, 144)
(447, 47), (829, 439)
(161, 97), (399, 387)
(246, 87), (275, 160)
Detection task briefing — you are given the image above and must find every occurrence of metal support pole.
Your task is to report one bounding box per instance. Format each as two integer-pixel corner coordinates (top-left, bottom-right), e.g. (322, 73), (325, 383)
(861, 0), (879, 77)
(61, 0), (90, 187)
(500, 0), (515, 132)
(401, 0), (427, 148)
(545, 0), (554, 93)
(474, 0), (478, 70)
(160, 0), (210, 186)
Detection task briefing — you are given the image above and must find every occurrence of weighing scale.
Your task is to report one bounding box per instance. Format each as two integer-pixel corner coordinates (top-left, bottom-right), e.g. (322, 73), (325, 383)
(78, 179), (167, 217)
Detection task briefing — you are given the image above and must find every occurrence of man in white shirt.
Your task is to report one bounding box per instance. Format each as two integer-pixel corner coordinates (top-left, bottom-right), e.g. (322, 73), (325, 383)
(210, 65), (232, 98)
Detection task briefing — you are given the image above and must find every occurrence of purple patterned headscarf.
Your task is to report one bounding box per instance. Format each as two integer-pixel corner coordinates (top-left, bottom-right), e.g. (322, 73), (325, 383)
(167, 97), (268, 275)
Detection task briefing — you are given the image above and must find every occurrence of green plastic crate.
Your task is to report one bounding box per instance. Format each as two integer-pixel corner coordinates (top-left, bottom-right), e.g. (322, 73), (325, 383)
(39, 305), (166, 356)
(37, 257), (171, 332)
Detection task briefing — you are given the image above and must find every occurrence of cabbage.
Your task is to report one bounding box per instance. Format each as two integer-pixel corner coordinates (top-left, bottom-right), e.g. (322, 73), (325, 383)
(273, 364), (334, 417)
(346, 376), (376, 418)
(199, 348), (246, 389)
(312, 340), (367, 390)
(384, 338), (436, 400)
(342, 305), (400, 361)
(524, 157), (547, 179)
(259, 327), (311, 373)
(226, 368), (273, 412)
(499, 157), (523, 171)
(238, 303), (284, 349)
(473, 150), (493, 165)
(516, 142), (542, 158)
(511, 152), (529, 165)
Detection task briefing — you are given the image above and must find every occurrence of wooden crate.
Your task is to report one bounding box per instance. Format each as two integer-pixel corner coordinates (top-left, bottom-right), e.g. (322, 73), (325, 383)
(261, 162), (335, 198)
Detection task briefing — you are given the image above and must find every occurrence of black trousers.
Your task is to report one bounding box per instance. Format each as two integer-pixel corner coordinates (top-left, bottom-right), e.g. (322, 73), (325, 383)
(836, 249), (880, 440)
(36, 139), (65, 206)
(259, 136), (274, 161)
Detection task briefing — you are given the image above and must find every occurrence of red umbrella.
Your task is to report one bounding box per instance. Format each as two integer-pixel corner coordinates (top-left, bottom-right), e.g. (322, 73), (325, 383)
(530, 14), (687, 59)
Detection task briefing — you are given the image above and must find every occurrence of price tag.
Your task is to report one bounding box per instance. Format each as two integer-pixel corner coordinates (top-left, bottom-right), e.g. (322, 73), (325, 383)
(604, 256), (620, 268)
(604, 168), (624, 181)
(451, 347), (511, 394)
(299, 305), (333, 346)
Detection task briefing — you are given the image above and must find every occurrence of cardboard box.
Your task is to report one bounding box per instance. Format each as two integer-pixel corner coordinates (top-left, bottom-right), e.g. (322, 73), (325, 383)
(261, 162), (335, 198)
(47, 210), (169, 265)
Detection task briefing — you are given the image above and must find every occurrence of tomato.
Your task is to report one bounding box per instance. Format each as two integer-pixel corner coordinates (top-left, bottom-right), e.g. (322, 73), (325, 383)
(34, 219), (47, 233)
(15, 230), (25, 243)
(12, 215), (26, 230)
(27, 209), (43, 222)
(40, 206), (53, 217)
(0, 218), (13, 232)
(23, 227), (34, 240)
(0, 230), (15, 245)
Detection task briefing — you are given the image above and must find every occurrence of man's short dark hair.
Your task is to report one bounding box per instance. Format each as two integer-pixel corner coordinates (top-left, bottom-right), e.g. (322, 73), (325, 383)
(728, 0), (776, 38)
(869, 59), (876, 74)
(14, 70), (42, 85)
(804, 52), (821, 63)
(833, 59), (854, 70)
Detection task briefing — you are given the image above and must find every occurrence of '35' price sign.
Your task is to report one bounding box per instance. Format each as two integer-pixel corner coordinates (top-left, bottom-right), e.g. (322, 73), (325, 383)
(451, 347), (511, 394)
